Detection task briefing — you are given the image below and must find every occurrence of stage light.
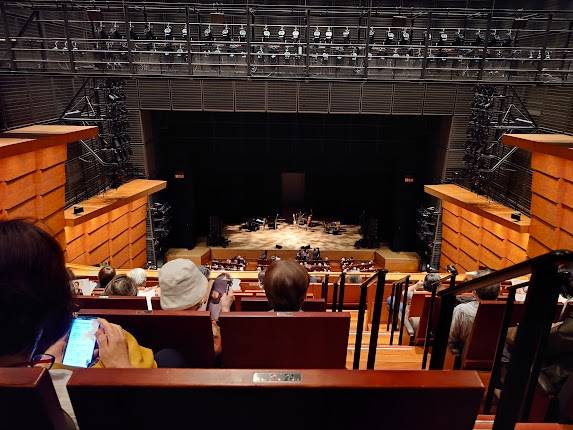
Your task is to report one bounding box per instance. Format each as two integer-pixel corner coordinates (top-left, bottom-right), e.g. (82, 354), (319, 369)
(454, 30), (464, 46)
(292, 26), (300, 41)
(368, 27), (375, 44)
(182, 24), (187, 38)
(278, 26), (285, 40)
(144, 23), (154, 40)
(325, 27), (332, 42)
(263, 25), (270, 41)
(130, 22), (138, 40)
(284, 47), (291, 60)
(110, 22), (121, 39)
(438, 29), (447, 46)
(342, 26), (350, 43)
(239, 25), (246, 42)
(204, 25), (213, 41)
(53, 41), (59, 50)
(164, 23), (173, 40)
(221, 25), (230, 40)
(322, 51), (329, 62)
(313, 26), (321, 43)
(400, 30), (410, 45)
(257, 46), (264, 60)
(351, 48), (358, 62)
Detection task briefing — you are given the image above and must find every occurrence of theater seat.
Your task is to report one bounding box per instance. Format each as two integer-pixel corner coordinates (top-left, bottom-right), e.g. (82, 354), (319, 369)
(67, 369), (484, 430)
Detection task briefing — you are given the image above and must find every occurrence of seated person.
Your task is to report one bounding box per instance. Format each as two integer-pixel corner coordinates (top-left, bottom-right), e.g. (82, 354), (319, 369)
(103, 274), (138, 296)
(264, 260), (309, 312)
(448, 282), (500, 353)
(0, 220), (156, 429)
(258, 270), (266, 289)
(97, 265), (116, 289)
(158, 259), (233, 361)
(198, 265), (211, 280)
(127, 268), (147, 289)
(387, 273), (442, 316)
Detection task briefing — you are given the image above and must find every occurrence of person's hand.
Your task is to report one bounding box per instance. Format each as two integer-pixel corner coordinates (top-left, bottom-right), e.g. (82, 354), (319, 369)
(220, 290), (235, 313)
(45, 334), (69, 363)
(95, 318), (131, 368)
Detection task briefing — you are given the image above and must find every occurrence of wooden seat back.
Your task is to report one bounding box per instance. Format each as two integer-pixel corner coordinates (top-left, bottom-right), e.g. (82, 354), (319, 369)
(461, 301), (563, 370)
(219, 312), (350, 368)
(67, 369), (484, 430)
(0, 368), (69, 430)
(409, 291), (431, 318)
(77, 309), (215, 367)
(74, 295), (161, 310)
(410, 295), (442, 346)
(239, 297), (327, 312)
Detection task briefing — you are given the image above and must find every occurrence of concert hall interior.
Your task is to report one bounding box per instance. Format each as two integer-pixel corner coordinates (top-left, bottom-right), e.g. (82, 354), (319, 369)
(1, 1), (573, 430)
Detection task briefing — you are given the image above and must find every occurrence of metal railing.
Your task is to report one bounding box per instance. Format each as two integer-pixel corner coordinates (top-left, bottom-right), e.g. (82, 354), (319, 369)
(387, 275), (410, 346)
(429, 250), (573, 430)
(353, 269), (387, 370)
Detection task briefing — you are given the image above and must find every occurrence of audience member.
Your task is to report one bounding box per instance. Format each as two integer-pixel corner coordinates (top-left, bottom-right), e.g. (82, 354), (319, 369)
(198, 265), (211, 280)
(98, 265), (116, 289)
(127, 268), (147, 288)
(449, 281), (500, 352)
(0, 220), (156, 429)
(158, 259), (233, 361)
(103, 274), (138, 296)
(264, 260), (310, 312)
(258, 270), (266, 289)
(386, 272), (442, 316)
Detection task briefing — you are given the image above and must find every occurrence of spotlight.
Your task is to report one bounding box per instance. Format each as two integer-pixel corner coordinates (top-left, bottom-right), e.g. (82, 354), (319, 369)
(325, 26), (332, 42)
(144, 23), (154, 40)
(164, 23), (173, 40)
(384, 29), (395, 45)
(110, 22), (121, 39)
(313, 26), (321, 43)
(368, 27), (375, 44)
(239, 25), (246, 42)
(278, 26), (285, 40)
(400, 30), (410, 45)
(257, 46), (264, 60)
(284, 47), (291, 61)
(221, 24), (230, 40)
(263, 25), (270, 41)
(182, 24), (187, 39)
(292, 26), (300, 41)
(204, 25), (213, 41)
(438, 29), (447, 46)
(342, 26), (350, 43)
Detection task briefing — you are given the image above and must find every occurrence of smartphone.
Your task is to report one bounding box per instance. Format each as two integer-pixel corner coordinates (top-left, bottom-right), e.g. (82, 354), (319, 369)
(207, 278), (231, 320)
(62, 317), (100, 368)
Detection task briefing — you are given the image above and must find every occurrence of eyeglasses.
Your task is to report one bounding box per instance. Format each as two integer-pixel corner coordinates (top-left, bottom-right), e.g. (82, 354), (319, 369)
(10, 354), (56, 370)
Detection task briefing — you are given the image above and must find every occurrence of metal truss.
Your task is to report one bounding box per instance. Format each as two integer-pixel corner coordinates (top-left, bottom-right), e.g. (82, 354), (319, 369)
(0, 1), (572, 84)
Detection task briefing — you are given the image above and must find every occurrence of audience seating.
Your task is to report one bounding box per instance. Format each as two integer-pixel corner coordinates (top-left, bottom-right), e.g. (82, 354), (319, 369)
(219, 312), (350, 368)
(408, 295), (442, 346)
(74, 295), (161, 310)
(77, 309), (215, 367)
(239, 297), (326, 312)
(67, 369), (484, 430)
(0, 368), (69, 430)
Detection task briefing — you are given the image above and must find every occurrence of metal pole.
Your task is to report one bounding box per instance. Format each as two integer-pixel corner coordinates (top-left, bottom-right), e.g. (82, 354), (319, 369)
(337, 272), (346, 312)
(246, 3), (252, 76)
(305, 8), (310, 76)
(420, 10), (432, 79)
(185, 6), (192, 75)
(0, 2), (15, 70)
(363, 1), (372, 79)
(331, 282), (338, 312)
(428, 270), (457, 369)
(367, 270), (387, 369)
(387, 282), (396, 331)
(123, 4), (134, 75)
(421, 286), (438, 369)
(484, 287), (517, 414)
(62, 3), (75, 73)
(535, 13), (553, 82)
(398, 276), (410, 345)
(36, 10), (47, 72)
(390, 281), (401, 345)
(321, 273), (329, 301)
(477, 12), (492, 81)
(493, 264), (561, 430)
(353, 282), (369, 370)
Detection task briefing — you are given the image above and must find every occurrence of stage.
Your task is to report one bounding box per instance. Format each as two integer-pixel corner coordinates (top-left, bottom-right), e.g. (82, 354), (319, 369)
(222, 223), (365, 250)
(166, 222), (421, 272)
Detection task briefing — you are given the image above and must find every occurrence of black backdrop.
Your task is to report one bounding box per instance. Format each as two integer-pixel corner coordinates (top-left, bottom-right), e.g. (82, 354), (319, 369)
(150, 112), (449, 250)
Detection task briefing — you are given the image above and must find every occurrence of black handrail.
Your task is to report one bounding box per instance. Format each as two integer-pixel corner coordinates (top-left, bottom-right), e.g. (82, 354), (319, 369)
(427, 250), (573, 430)
(353, 270), (383, 370)
(331, 282), (338, 312)
(421, 270), (457, 369)
(337, 272), (346, 312)
(367, 269), (388, 369)
(321, 273), (329, 303)
(388, 275), (410, 345)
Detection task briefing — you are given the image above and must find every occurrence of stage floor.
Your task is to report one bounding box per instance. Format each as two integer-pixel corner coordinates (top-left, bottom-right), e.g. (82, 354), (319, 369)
(223, 223), (367, 250)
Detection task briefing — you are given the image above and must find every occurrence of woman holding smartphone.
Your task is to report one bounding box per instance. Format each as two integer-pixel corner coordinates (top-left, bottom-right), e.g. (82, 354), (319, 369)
(0, 219), (156, 429)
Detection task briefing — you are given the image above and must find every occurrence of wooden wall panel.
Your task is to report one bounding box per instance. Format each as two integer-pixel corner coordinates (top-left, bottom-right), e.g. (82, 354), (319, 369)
(528, 153), (573, 257)
(65, 199), (149, 269)
(439, 201), (530, 271)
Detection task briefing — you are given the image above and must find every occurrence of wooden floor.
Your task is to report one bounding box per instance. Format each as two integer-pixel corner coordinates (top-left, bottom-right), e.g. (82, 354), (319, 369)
(346, 310), (425, 370)
(222, 223), (367, 250)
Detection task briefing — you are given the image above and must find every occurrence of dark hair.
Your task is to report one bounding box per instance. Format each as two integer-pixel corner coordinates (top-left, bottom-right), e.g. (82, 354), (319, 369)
(0, 220), (73, 357)
(98, 265), (116, 288)
(258, 270), (265, 285)
(103, 274), (138, 296)
(423, 273), (442, 292)
(476, 284), (501, 300)
(264, 261), (309, 312)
